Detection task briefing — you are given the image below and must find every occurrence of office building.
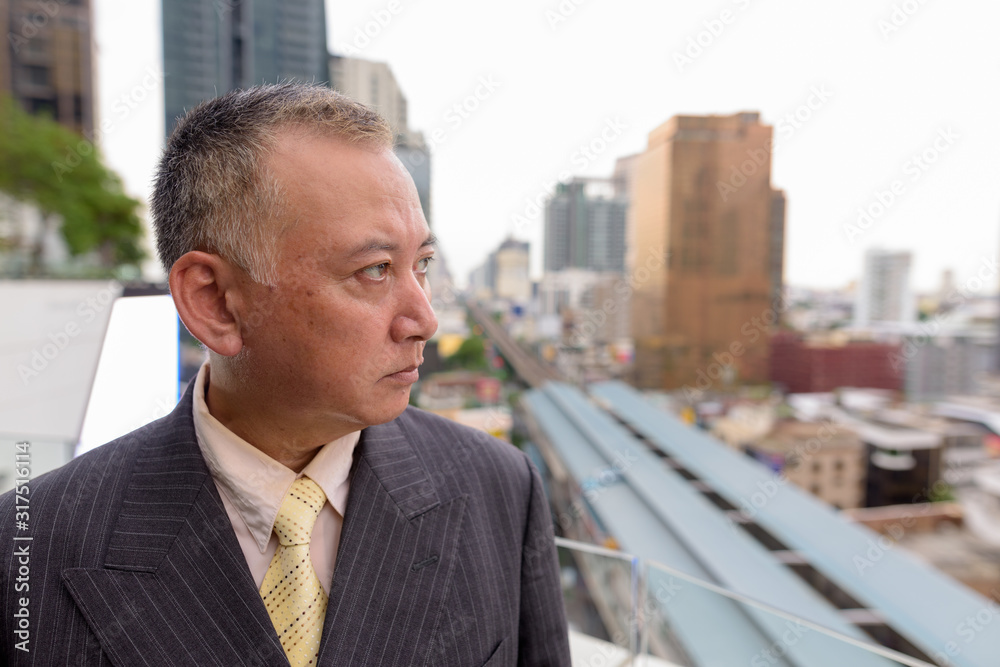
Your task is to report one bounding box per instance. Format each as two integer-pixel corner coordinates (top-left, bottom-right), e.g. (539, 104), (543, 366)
(854, 249), (916, 326)
(630, 112), (785, 389)
(494, 238), (530, 303)
(1, 0), (95, 136)
(748, 421), (867, 510)
(544, 179), (626, 273)
(329, 54), (431, 225)
(770, 331), (903, 393)
(162, 0), (329, 136)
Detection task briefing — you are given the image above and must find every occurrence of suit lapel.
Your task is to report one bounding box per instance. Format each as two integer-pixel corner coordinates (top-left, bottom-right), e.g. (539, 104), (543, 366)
(61, 394), (467, 666)
(61, 386), (287, 666)
(318, 415), (468, 667)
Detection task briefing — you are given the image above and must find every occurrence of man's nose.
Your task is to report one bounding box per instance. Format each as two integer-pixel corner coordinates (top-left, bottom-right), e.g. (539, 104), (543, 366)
(391, 272), (438, 343)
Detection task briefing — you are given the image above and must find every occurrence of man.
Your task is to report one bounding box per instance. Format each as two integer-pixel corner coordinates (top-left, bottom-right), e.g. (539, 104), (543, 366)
(0, 84), (571, 666)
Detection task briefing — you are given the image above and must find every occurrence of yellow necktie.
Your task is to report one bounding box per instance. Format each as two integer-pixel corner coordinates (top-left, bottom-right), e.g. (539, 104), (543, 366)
(260, 477), (328, 666)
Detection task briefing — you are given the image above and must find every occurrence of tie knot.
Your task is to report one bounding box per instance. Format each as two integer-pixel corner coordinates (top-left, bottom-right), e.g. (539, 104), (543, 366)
(273, 477), (327, 546)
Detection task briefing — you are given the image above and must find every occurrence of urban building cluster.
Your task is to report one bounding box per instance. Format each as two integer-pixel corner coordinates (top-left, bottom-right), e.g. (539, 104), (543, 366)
(3, 0), (999, 650)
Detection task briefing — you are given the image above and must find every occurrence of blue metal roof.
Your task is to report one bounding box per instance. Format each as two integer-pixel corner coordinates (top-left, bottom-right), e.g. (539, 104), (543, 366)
(590, 380), (1000, 667)
(526, 384), (898, 666)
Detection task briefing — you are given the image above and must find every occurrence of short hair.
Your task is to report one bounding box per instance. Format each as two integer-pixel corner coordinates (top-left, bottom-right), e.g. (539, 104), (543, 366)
(151, 83), (393, 285)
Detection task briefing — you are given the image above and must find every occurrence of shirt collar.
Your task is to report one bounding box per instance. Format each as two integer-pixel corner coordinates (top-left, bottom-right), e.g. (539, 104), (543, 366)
(191, 361), (361, 553)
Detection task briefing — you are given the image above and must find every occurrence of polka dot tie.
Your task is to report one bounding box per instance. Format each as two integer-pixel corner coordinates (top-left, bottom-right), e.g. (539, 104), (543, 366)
(260, 477), (328, 666)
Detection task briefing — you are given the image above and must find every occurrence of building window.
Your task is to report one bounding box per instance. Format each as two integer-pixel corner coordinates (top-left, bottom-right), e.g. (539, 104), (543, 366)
(23, 65), (51, 86)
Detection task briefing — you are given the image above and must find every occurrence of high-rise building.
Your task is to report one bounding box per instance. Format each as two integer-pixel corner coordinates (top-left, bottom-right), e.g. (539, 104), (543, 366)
(494, 238), (531, 303)
(544, 179), (626, 274)
(630, 112), (785, 390)
(330, 56), (408, 138)
(162, 0), (329, 136)
(1, 0), (95, 136)
(854, 249), (915, 327)
(330, 54), (431, 225)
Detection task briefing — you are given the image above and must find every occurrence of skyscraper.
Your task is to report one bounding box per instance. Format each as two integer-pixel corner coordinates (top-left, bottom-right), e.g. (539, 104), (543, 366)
(162, 0), (329, 136)
(853, 249), (915, 327)
(1, 0), (95, 136)
(630, 112), (785, 390)
(329, 55), (432, 226)
(544, 179), (627, 273)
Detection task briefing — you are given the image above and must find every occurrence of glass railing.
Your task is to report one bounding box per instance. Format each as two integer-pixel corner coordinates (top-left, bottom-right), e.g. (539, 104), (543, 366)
(557, 537), (937, 667)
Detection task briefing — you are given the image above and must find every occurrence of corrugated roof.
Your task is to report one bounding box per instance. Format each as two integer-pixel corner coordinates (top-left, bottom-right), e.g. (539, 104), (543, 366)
(526, 384), (899, 666)
(591, 381), (1000, 667)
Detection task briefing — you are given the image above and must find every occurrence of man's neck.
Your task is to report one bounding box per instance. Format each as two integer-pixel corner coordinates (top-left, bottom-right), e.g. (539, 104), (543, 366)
(204, 369), (354, 473)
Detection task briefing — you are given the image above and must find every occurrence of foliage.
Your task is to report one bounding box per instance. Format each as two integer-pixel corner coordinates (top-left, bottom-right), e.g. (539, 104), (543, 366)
(928, 483), (956, 503)
(448, 335), (489, 371)
(0, 96), (144, 275)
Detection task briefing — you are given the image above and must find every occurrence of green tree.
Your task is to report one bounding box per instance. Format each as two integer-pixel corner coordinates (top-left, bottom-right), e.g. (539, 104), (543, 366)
(0, 96), (144, 276)
(449, 335), (489, 371)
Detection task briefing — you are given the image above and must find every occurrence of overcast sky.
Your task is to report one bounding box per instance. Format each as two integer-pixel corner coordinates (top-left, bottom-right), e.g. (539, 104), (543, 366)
(95, 0), (1000, 292)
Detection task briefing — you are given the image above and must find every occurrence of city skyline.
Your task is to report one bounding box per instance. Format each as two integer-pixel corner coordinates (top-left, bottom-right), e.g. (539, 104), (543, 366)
(90, 0), (1000, 292)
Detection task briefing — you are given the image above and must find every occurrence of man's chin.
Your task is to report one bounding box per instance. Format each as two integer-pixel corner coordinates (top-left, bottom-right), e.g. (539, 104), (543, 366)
(356, 390), (412, 428)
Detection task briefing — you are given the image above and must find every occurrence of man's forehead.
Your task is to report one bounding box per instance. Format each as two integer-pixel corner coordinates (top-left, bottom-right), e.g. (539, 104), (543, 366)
(343, 232), (438, 261)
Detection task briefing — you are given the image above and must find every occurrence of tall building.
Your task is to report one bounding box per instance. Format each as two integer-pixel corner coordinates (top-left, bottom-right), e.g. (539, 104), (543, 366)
(330, 56), (408, 138)
(1, 0), (95, 136)
(630, 112), (785, 389)
(854, 249), (915, 327)
(544, 179), (627, 273)
(494, 238), (531, 303)
(162, 0), (329, 136)
(330, 55), (431, 225)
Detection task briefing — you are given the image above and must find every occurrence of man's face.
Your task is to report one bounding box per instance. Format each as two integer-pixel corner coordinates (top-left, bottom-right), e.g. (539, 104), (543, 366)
(235, 130), (438, 434)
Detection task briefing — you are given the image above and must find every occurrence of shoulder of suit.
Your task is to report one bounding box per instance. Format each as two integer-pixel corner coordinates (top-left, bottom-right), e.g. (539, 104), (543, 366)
(392, 405), (532, 475)
(1, 407), (182, 506)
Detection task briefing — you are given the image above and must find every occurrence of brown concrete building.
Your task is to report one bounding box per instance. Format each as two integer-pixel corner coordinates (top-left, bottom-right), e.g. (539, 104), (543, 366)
(1, 0), (95, 136)
(749, 421), (868, 510)
(630, 112), (785, 390)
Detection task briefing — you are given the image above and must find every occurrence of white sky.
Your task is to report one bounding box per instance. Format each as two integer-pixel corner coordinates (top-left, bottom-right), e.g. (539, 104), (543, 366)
(94, 0), (1000, 292)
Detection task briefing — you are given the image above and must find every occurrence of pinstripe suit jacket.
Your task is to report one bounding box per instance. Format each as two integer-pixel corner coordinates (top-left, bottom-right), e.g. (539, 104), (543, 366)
(0, 385), (571, 666)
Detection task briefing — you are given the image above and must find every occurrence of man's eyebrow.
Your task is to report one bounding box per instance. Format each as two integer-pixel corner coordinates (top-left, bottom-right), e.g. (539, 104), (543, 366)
(346, 233), (437, 260)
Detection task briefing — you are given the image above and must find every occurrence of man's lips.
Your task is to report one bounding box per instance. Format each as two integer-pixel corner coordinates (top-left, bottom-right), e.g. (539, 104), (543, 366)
(383, 363), (421, 383)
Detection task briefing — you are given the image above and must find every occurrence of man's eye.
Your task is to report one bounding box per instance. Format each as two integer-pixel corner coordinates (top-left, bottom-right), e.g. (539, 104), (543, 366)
(362, 262), (390, 279)
(416, 257), (435, 273)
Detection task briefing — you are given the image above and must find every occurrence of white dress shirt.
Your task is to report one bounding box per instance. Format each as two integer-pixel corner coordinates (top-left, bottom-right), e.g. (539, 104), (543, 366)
(190, 362), (360, 594)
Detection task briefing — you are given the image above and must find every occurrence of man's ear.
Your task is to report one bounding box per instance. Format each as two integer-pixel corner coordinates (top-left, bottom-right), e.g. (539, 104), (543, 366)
(169, 251), (246, 357)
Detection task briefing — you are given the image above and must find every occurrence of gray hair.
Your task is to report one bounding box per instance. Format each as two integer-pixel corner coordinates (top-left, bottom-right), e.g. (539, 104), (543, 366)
(151, 83), (393, 285)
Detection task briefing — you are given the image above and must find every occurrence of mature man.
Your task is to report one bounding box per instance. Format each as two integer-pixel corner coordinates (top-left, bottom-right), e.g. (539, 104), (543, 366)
(0, 85), (571, 665)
